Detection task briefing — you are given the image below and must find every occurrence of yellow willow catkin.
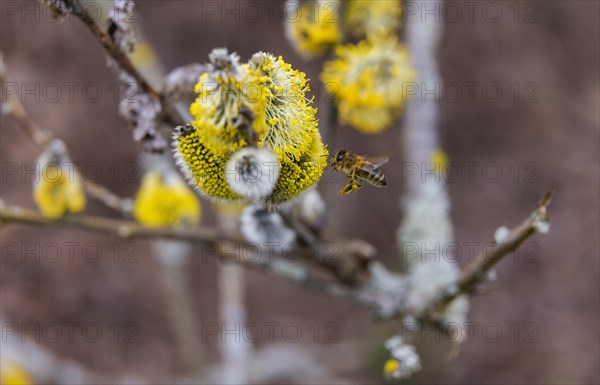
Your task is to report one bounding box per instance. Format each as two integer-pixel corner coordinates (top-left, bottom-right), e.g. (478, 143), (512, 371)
(133, 170), (201, 227)
(284, 0), (342, 58)
(33, 140), (86, 219)
(173, 49), (328, 205)
(346, 0), (403, 38)
(321, 36), (416, 133)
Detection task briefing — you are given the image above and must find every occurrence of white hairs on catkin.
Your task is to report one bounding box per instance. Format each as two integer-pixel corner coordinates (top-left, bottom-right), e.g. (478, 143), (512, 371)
(108, 0), (138, 53)
(35, 139), (72, 184)
(37, 139), (67, 164)
(225, 148), (280, 200)
(240, 204), (296, 248)
(208, 48), (242, 80)
(294, 187), (325, 226)
(384, 336), (421, 380)
(119, 74), (165, 152)
(163, 64), (207, 105)
(41, 0), (72, 19)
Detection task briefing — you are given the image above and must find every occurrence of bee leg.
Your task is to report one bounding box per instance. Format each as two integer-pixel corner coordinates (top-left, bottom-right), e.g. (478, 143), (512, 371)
(338, 183), (353, 195)
(339, 180), (362, 195)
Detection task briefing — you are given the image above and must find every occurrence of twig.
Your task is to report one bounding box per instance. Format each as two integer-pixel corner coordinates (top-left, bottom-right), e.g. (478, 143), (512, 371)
(429, 191), (554, 311)
(82, 182), (132, 214)
(0, 200), (220, 242)
(0, 52), (52, 148)
(65, 0), (159, 99)
(0, 53), (132, 215)
(65, 0), (182, 126)
(372, 191), (554, 322)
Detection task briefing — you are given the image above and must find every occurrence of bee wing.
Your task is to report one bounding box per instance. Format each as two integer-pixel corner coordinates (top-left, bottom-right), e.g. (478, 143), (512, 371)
(364, 155), (390, 168)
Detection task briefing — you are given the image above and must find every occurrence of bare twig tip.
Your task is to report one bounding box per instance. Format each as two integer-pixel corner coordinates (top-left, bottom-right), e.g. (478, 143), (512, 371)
(540, 189), (554, 208)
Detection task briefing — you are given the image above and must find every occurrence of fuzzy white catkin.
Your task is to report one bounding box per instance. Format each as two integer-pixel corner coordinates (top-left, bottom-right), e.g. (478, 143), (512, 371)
(295, 188), (325, 225)
(384, 336), (421, 380)
(36, 139), (67, 165)
(108, 0), (138, 53)
(240, 205), (295, 248)
(225, 148), (280, 200)
(41, 0), (71, 18)
(34, 139), (80, 189)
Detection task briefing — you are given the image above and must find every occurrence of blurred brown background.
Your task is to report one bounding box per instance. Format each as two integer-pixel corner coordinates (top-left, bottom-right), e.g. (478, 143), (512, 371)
(1, 0), (599, 384)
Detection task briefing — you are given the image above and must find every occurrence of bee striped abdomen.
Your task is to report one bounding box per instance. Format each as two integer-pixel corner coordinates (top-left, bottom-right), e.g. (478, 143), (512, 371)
(358, 167), (387, 187)
(371, 167), (387, 187)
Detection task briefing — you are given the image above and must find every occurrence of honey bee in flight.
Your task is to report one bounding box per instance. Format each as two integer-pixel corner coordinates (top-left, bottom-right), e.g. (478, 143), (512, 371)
(331, 150), (389, 195)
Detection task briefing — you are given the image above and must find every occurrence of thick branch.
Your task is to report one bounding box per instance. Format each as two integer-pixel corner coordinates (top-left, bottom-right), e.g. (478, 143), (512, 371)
(0, 200), (362, 301)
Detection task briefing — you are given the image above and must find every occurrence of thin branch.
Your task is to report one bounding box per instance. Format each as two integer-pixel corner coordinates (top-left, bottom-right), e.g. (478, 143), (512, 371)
(82, 182), (132, 214)
(65, 0), (182, 126)
(65, 0), (159, 99)
(426, 191), (554, 314)
(0, 53), (132, 215)
(0, 53), (52, 148)
(0, 200), (220, 242)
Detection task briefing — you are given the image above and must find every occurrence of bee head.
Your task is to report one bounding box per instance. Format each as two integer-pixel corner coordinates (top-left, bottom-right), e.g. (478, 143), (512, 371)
(331, 150), (346, 169)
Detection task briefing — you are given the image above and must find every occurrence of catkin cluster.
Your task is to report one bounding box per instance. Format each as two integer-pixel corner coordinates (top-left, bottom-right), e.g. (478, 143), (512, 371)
(174, 49), (328, 206)
(285, 0), (415, 134)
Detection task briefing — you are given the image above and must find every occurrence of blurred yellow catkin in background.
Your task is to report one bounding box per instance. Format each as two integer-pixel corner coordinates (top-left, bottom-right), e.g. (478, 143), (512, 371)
(346, 0), (403, 38)
(0, 361), (32, 385)
(133, 170), (201, 227)
(33, 140), (86, 219)
(284, 0), (341, 57)
(321, 37), (415, 133)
